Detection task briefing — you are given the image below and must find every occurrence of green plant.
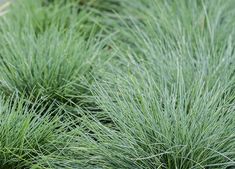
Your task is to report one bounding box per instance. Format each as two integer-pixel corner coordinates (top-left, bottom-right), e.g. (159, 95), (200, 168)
(0, 0), (109, 109)
(0, 96), (65, 168)
(65, 0), (235, 168)
(75, 63), (235, 168)
(1, 0), (235, 168)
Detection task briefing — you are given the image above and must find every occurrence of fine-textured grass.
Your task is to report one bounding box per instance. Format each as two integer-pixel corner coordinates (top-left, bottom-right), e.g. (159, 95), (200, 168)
(1, 0), (235, 168)
(0, 0), (110, 109)
(0, 96), (66, 168)
(78, 67), (235, 169)
(68, 0), (235, 168)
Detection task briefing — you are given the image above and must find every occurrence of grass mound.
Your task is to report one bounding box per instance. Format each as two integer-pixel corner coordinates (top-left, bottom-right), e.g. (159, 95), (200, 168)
(0, 96), (65, 168)
(1, 0), (235, 168)
(0, 0), (109, 109)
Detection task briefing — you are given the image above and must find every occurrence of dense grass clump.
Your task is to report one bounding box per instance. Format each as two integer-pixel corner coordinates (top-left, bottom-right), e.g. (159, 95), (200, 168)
(79, 69), (235, 169)
(1, 0), (235, 168)
(0, 96), (65, 168)
(68, 0), (235, 168)
(0, 0), (109, 109)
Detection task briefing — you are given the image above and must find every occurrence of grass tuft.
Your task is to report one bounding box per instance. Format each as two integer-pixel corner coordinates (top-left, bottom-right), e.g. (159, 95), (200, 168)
(0, 0), (109, 109)
(0, 96), (66, 168)
(1, 0), (235, 168)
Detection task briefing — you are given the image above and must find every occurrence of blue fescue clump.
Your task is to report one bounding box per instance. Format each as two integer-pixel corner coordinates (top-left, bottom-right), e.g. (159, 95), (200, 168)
(1, 0), (235, 168)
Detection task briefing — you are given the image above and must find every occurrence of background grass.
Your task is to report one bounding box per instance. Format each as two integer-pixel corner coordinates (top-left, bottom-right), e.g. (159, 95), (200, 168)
(0, 96), (67, 168)
(0, 0), (235, 168)
(0, 0), (111, 111)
